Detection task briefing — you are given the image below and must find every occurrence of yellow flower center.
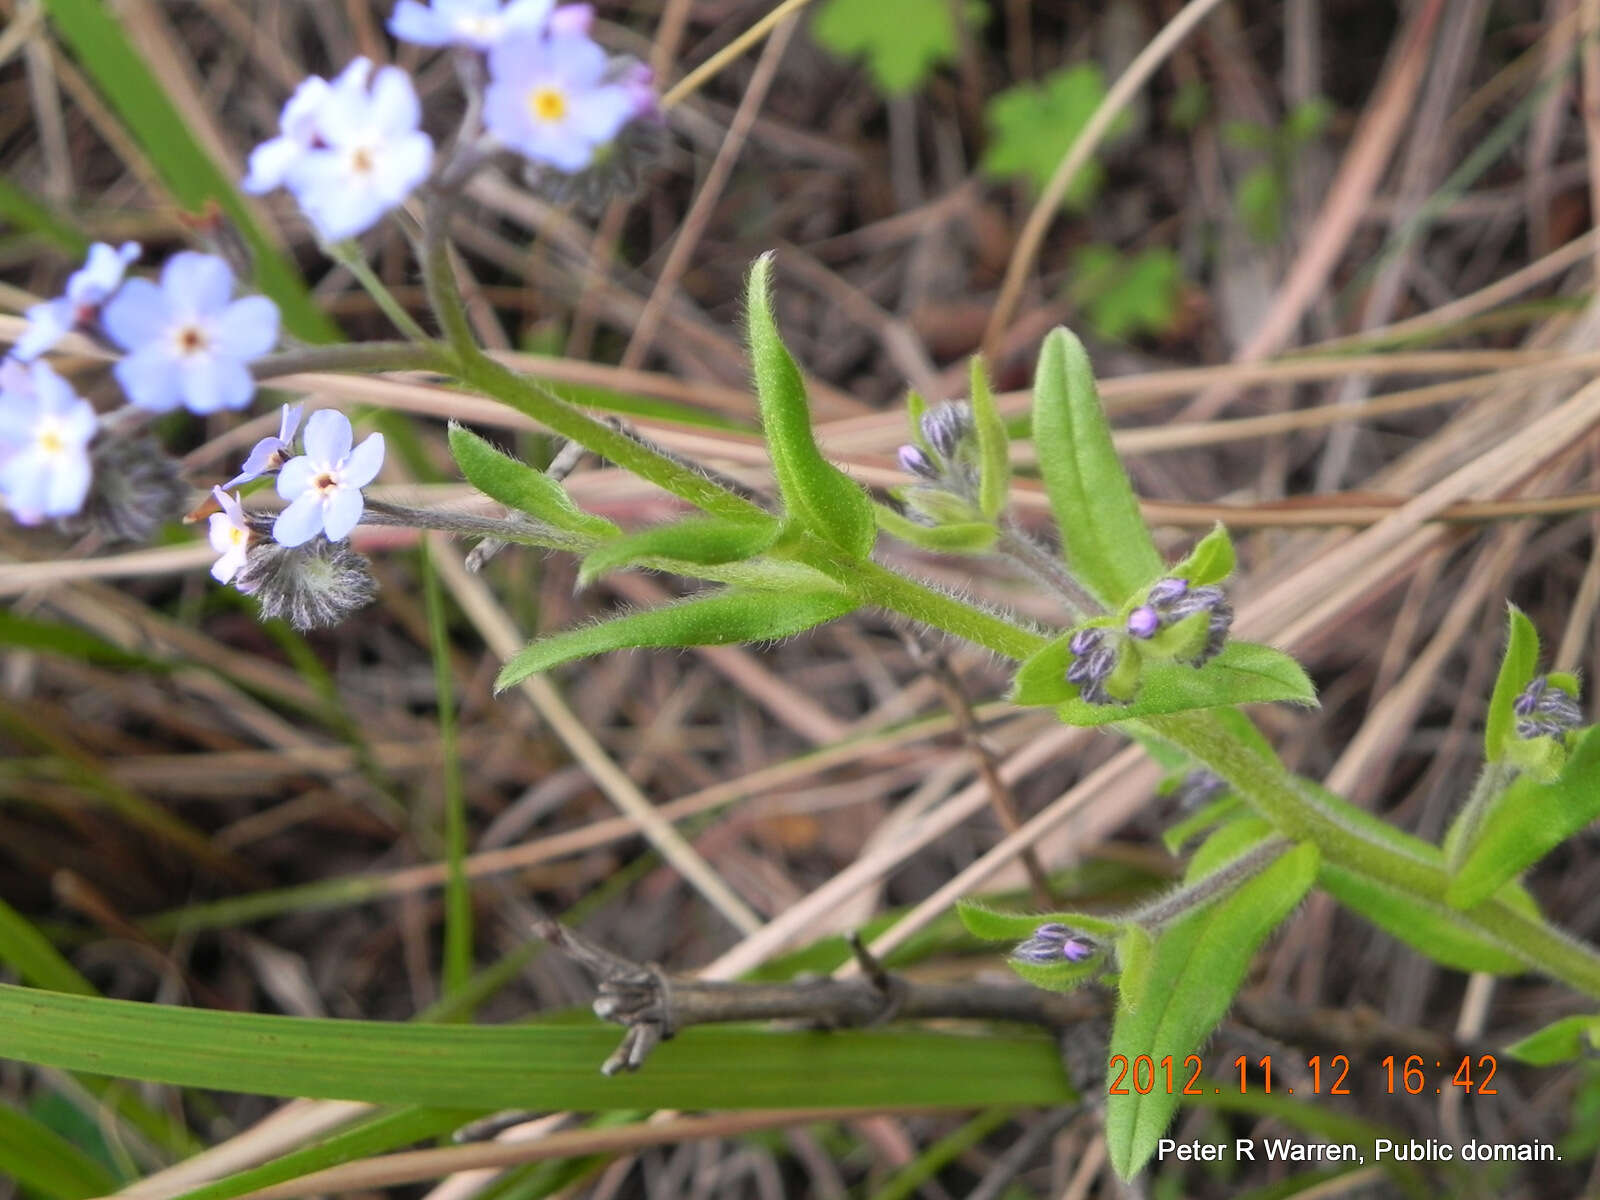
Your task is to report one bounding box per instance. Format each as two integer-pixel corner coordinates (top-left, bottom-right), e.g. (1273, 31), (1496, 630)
(530, 86), (568, 123)
(37, 427), (65, 456)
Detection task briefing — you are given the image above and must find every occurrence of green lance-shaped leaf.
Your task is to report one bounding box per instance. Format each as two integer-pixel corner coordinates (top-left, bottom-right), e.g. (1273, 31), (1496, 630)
(449, 423), (619, 539)
(746, 254), (876, 558)
(1032, 327), (1163, 607)
(875, 504), (998, 554)
(969, 355), (1010, 520)
(1168, 523), (1235, 587)
(1446, 726), (1600, 909)
(956, 900), (1122, 941)
(1297, 780), (1536, 974)
(1105, 838), (1318, 1179)
(1506, 1014), (1600, 1066)
(1485, 604), (1540, 763)
(495, 587), (855, 691)
(1011, 638), (1316, 725)
(578, 516), (781, 586)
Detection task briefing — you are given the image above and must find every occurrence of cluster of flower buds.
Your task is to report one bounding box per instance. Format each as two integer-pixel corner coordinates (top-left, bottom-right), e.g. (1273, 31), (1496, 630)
(1065, 625), (1123, 706)
(243, 0), (662, 241)
(1125, 576), (1233, 666)
(206, 405), (385, 629)
(1513, 675), (1584, 741)
(2, 243), (281, 533)
(897, 401), (978, 497)
(1012, 922), (1098, 966)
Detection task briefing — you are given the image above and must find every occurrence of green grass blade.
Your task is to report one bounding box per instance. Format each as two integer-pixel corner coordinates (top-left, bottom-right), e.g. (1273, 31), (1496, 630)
(0, 985), (1073, 1109)
(422, 540), (472, 997)
(0, 896), (94, 995)
(0, 179), (89, 254)
(0, 1100), (121, 1199)
(38, 0), (338, 342)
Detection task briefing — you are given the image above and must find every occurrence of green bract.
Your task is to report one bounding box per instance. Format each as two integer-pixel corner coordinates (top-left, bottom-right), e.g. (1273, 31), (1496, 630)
(956, 900), (1122, 941)
(1106, 835), (1318, 1178)
(495, 587), (856, 691)
(745, 255), (877, 559)
(968, 355), (1010, 520)
(1447, 727), (1600, 909)
(448, 422), (619, 539)
(1485, 604), (1540, 764)
(1011, 638), (1315, 723)
(1031, 327), (1164, 607)
(1169, 524), (1235, 587)
(1506, 1014), (1600, 1065)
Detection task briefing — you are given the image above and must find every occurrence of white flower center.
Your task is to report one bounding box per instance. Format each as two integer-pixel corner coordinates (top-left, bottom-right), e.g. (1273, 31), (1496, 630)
(347, 144), (378, 178)
(171, 321), (212, 359)
(455, 14), (501, 39)
(35, 420), (68, 457)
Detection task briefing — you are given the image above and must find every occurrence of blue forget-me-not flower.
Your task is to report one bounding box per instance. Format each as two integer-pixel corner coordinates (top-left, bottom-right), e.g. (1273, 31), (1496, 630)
(0, 360), (97, 523)
(102, 252), (280, 415)
(484, 31), (636, 172)
(13, 241), (140, 362)
(389, 0), (555, 49)
(273, 409), (385, 547)
(226, 402), (304, 490)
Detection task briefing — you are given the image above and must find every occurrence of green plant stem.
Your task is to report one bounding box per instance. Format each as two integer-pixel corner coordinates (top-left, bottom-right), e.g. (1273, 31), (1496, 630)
(996, 520), (1100, 618)
(254, 342), (448, 380)
(326, 239), (432, 342)
(1443, 760), (1516, 871)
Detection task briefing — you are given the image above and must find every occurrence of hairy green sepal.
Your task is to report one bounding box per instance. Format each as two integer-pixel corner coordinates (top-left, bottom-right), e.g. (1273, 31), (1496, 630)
(746, 254), (876, 558)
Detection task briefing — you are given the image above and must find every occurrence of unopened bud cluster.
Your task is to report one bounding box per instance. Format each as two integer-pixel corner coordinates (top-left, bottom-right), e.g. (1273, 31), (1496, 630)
(897, 402), (979, 499)
(1012, 922), (1098, 966)
(1066, 626), (1123, 706)
(1513, 676), (1583, 741)
(1125, 576), (1233, 666)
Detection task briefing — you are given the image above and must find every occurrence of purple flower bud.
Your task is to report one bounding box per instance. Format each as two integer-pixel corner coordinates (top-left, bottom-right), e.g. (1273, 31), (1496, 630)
(897, 443), (939, 480)
(919, 402), (973, 460)
(1012, 923), (1098, 966)
(1513, 675), (1585, 740)
(1126, 605), (1160, 639)
(1147, 577), (1189, 607)
(1060, 936), (1096, 963)
(1068, 626), (1104, 656)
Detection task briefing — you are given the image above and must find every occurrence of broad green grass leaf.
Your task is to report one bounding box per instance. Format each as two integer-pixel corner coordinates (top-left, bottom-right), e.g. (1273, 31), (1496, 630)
(579, 516), (780, 585)
(1447, 726), (1600, 909)
(1012, 639), (1316, 723)
(811, 0), (963, 94)
(982, 65), (1125, 208)
(0, 985), (1074, 1109)
(0, 179), (89, 255)
(969, 355), (1009, 519)
(0, 896), (94, 995)
(1170, 524), (1235, 587)
(40, 0), (335, 341)
(1106, 842), (1318, 1178)
(0, 1100), (120, 1199)
(874, 505), (997, 553)
(449, 423), (619, 538)
(1505, 1014), (1600, 1066)
(1031, 327), (1163, 606)
(1486, 604), (1539, 762)
(746, 255), (876, 557)
(496, 587), (854, 690)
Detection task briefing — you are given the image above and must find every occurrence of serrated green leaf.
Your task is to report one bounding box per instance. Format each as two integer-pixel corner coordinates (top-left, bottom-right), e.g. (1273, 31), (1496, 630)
(982, 65), (1126, 209)
(40, 0), (336, 341)
(1031, 327), (1163, 607)
(1012, 639), (1316, 724)
(1170, 524), (1235, 587)
(448, 422), (618, 539)
(578, 516), (780, 586)
(1505, 1014), (1600, 1066)
(1487, 605), (1540, 762)
(1446, 726), (1600, 909)
(969, 355), (1010, 519)
(1106, 842), (1318, 1179)
(746, 255), (877, 558)
(874, 504), (997, 553)
(811, 0), (965, 94)
(495, 587), (855, 691)
(955, 900), (1122, 941)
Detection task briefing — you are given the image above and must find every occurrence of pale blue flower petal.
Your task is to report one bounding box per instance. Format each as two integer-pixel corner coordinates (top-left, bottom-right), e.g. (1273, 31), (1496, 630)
(273, 491), (325, 547)
(161, 252), (234, 315)
(276, 455), (318, 500)
(342, 432), (385, 488)
(13, 299), (73, 361)
(567, 84), (633, 142)
(303, 408), (353, 464)
(114, 346), (184, 412)
(44, 451), (92, 516)
(101, 278), (173, 351)
(371, 66), (422, 135)
(213, 295), (281, 359)
(278, 402), (305, 443)
(387, 0), (457, 45)
(180, 356), (256, 414)
(321, 486), (364, 541)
